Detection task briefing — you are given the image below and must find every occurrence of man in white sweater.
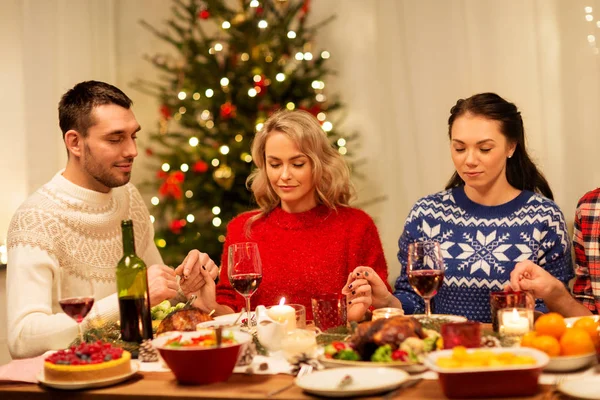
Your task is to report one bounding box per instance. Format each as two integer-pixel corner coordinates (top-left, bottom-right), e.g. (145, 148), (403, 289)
(6, 81), (218, 358)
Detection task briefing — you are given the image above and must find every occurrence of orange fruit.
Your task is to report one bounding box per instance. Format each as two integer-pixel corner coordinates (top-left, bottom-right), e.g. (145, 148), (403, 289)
(520, 331), (537, 348)
(573, 317), (600, 346)
(534, 312), (566, 339)
(531, 335), (561, 357)
(559, 328), (595, 356)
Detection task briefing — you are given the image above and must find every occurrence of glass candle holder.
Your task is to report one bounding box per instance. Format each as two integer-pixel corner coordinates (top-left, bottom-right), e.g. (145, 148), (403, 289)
(499, 307), (533, 343)
(441, 322), (481, 349)
(490, 291), (529, 333)
(280, 329), (317, 362)
(372, 307), (404, 321)
(288, 304), (307, 329)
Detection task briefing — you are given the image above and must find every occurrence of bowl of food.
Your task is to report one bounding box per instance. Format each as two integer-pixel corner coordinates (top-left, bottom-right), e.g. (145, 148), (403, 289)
(424, 347), (549, 398)
(152, 329), (252, 384)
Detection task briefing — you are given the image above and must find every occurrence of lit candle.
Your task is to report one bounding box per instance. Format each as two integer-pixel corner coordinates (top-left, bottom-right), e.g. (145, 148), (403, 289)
(267, 297), (296, 331)
(372, 307), (404, 321)
(500, 308), (530, 336)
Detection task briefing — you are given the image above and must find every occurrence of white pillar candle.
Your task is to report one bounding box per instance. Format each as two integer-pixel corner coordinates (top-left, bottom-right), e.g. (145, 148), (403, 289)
(500, 308), (531, 336)
(267, 298), (296, 331)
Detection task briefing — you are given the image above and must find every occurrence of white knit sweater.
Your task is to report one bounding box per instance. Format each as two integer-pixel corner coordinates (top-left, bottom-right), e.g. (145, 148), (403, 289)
(6, 171), (162, 358)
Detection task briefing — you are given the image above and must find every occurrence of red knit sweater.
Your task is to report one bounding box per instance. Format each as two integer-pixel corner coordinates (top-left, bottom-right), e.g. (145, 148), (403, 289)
(215, 205), (390, 319)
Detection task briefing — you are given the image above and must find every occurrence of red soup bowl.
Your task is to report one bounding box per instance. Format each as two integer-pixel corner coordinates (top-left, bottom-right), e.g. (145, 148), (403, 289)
(424, 347), (549, 398)
(152, 329), (252, 385)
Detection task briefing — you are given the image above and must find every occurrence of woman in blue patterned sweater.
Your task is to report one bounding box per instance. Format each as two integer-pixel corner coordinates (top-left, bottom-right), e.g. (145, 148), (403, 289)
(345, 93), (574, 322)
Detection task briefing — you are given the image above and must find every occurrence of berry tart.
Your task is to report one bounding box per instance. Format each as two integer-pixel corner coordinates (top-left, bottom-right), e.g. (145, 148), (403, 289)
(44, 341), (131, 382)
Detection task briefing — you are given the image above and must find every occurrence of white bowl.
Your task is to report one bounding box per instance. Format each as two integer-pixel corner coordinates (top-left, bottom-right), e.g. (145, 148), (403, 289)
(545, 352), (597, 372)
(564, 315), (600, 327)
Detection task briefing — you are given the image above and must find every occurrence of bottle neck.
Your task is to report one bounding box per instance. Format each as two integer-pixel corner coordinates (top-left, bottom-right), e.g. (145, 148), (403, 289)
(122, 224), (136, 255)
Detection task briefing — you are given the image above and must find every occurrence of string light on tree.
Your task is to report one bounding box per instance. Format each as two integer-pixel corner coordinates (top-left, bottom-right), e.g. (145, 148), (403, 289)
(337, 138), (346, 147)
(322, 121), (333, 132)
(150, 215), (155, 223)
(151, 197), (160, 206)
(139, 0), (355, 265)
(212, 206), (221, 215)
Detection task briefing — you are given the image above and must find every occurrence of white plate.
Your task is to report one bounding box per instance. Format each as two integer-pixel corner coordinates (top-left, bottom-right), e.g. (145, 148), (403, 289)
(318, 355), (428, 373)
(564, 315), (600, 327)
(37, 362), (139, 390)
(295, 367), (409, 397)
(411, 314), (468, 323)
(559, 376), (600, 399)
(545, 352), (597, 372)
(212, 312), (255, 325)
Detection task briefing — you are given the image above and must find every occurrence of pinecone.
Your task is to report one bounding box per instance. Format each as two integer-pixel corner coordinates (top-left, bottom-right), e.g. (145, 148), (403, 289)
(289, 354), (322, 375)
(139, 339), (159, 362)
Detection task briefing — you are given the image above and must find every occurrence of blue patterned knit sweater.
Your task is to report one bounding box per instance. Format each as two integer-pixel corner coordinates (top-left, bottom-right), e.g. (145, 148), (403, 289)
(393, 187), (574, 322)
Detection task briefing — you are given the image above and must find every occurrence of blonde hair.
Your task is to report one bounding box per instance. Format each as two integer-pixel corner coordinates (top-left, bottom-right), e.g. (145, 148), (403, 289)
(245, 110), (354, 231)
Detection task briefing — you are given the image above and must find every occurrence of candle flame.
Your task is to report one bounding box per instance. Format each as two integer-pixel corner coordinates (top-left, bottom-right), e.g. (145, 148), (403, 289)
(279, 297), (286, 306)
(511, 307), (520, 322)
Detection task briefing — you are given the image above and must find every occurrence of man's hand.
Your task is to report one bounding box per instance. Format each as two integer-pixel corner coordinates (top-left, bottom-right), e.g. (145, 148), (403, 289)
(508, 260), (563, 300)
(175, 250), (220, 297)
(189, 264), (219, 314)
(147, 264), (179, 306)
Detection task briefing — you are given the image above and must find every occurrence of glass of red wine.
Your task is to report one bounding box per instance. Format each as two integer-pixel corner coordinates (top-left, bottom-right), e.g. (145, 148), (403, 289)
(407, 240), (445, 318)
(228, 242), (263, 330)
(58, 267), (95, 343)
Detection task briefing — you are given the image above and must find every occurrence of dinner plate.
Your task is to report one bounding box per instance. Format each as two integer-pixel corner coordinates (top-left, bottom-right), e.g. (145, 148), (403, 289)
(295, 366), (409, 397)
(318, 355), (428, 373)
(564, 315), (600, 327)
(558, 376), (600, 399)
(37, 362), (139, 390)
(212, 312), (255, 325)
(411, 314), (468, 323)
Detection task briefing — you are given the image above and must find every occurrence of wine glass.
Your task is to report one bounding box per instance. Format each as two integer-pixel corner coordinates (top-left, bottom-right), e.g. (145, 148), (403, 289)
(407, 240), (445, 318)
(228, 242), (263, 329)
(58, 266), (95, 343)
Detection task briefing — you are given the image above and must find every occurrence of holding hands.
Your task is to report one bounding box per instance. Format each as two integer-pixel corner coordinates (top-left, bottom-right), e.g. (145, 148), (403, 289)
(342, 266), (403, 321)
(174, 250), (220, 312)
(506, 260), (563, 300)
(147, 264), (179, 306)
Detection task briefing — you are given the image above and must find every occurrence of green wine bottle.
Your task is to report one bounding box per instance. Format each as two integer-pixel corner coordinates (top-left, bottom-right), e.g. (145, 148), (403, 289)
(116, 220), (153, 343)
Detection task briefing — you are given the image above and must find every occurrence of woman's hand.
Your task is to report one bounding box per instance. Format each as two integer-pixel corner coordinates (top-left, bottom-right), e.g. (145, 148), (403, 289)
(175, 250), (220, 297)
(342, 266), (401, 321)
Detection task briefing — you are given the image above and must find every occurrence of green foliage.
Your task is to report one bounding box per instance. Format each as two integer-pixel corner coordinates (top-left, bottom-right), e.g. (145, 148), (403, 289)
(135, 0), (354, 265)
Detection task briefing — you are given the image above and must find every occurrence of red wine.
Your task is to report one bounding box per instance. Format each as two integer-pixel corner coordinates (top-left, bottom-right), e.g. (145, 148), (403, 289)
(408, 270), (444, 298)
(119, 296), (153, 343)
(231, 273), (262, 296)
(59, 297), (95, 323)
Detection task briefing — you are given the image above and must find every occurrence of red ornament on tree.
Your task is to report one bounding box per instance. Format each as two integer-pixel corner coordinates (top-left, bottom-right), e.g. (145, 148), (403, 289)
(160, 104), (172, 120)
(256, 6), (264, 15)
(159, 171), (185, 199)
(220, 102), (237, 119)
(169, 219), (186, 234)
(299, 104), (321, 117)
(156, 170), (168, 179)
(193, 160), (209, 173)
(198, 9), (210, 19)
(301, 0), (311, 15)
(145, 148), (153, 156)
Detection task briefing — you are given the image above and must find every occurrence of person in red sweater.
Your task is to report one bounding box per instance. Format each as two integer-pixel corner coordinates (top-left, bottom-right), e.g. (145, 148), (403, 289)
(180, 110), (390, 321)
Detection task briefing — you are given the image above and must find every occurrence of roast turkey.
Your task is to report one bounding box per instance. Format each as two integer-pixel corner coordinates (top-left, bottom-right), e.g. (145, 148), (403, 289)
(348, 316), (426, 359)
(155, 307), (213, 335)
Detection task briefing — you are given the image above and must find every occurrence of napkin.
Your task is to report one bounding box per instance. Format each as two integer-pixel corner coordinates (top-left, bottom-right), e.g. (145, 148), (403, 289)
(233, 352), (294, 375)
(0, 355), (45, 384)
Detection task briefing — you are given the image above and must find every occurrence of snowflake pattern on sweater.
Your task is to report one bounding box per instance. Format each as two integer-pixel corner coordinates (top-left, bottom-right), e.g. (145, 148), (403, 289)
(393, 187), (574, 322)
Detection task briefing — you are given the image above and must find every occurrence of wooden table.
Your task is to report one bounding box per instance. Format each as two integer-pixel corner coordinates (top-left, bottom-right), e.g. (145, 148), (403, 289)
(0, 370), (562, 400)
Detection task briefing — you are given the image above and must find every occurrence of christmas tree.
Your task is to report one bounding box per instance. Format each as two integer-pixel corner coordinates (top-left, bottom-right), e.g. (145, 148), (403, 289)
(136, 0), (355, 265)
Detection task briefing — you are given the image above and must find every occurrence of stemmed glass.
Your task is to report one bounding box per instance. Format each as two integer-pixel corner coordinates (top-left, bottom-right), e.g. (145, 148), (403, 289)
(228, 242), (263, 330)
(58, 267), (95, 343)
(407, 241), (445, 318)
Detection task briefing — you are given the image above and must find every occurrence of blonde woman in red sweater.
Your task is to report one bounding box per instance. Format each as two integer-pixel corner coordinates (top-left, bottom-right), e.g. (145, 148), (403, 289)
(180, 110), (390, 321)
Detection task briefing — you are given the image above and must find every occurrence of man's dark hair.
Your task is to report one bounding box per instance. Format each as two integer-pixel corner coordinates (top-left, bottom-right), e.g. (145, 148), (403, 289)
(58, 80), (133, 138)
